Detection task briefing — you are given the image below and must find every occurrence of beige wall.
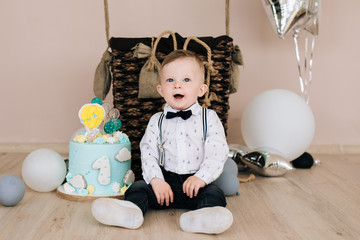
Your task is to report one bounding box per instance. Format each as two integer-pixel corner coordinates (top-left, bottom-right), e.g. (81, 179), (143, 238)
(0, 0), (359, 146)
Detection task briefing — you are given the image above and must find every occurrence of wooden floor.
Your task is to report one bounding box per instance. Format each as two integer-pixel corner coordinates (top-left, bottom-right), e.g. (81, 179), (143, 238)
(0, 152), (359, 240)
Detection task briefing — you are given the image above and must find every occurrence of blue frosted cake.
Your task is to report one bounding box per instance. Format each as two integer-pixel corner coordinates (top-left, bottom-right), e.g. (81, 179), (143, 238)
(57, 98), (134, 200)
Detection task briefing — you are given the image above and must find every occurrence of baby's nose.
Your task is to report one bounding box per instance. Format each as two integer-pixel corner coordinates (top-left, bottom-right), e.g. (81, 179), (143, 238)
(174, 80), (182, 88)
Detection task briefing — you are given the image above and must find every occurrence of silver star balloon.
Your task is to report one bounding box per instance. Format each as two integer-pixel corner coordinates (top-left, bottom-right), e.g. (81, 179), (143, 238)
(228, 144), (251, 171)
(261, 0), (319, 39)
(241, 150), (294, 177)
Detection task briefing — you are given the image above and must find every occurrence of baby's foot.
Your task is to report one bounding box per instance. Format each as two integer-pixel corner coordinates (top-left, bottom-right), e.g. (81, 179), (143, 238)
(179, 206), (233, 234)
(91, 198), (143, 229)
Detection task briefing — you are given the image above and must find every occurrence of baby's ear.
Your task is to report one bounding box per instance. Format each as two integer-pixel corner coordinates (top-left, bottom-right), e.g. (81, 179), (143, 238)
(198, 84), (208, 97)
(156, 85), (163, 97)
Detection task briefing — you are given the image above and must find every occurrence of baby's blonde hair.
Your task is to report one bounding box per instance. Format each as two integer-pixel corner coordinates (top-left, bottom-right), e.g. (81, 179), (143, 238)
(161, 50), (205, 82)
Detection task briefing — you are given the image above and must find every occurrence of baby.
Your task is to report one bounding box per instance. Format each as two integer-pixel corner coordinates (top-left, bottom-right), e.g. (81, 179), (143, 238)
(91, 49), (233, 234)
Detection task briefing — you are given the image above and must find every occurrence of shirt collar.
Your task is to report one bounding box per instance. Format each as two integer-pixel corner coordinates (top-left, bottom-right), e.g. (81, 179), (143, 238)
(164, 101), (202, 116)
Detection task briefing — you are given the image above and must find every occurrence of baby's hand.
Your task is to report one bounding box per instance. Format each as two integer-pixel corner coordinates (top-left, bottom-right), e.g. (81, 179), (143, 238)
(183, 176), (206, 198)
(150, 178), (174, 206)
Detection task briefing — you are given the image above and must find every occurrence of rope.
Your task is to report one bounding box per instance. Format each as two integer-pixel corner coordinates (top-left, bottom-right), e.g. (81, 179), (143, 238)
(238, 174), (256, 183)
(146, 30), (177, 71)
(184, 36), (218, 108)
(225, 0), (230, 36)
(104, 0), (110, 48)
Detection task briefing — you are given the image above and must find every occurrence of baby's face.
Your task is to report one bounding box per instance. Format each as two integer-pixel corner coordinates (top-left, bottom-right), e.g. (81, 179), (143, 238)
(157, 57), (207, 110)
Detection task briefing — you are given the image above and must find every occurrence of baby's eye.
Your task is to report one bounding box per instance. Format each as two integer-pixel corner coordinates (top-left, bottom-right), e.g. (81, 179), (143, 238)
(167, 78), (174, 82)
(183, 78), (190, 82)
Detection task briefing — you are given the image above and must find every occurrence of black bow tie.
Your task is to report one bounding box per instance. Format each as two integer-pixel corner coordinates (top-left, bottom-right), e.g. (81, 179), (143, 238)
(166, 110), (192, 120)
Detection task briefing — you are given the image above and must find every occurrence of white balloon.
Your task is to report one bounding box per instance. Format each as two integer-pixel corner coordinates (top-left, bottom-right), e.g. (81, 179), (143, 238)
(22, 148), (67, 192)
(241, 89), (315, 161)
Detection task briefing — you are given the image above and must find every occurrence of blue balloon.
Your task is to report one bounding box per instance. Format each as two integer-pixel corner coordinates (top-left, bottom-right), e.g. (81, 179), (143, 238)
(223, 158), (238, 176)
(104, 121), (116, 134)
(214, 172), (239, 196)
(91, 97), (103, 105)
(110, 118), (122, 130)
(0, 175), (26, 207)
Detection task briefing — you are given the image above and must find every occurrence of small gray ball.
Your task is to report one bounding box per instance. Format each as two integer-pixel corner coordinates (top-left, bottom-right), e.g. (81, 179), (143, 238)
(0, 175), (26, 207)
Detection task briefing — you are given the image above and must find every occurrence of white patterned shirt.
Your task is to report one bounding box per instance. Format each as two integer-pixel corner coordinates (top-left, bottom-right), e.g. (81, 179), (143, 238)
(140, 102), (229, 184)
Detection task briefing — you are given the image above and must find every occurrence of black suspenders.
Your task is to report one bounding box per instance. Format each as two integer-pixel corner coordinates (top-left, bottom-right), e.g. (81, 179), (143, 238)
(157, 107), (208, 166)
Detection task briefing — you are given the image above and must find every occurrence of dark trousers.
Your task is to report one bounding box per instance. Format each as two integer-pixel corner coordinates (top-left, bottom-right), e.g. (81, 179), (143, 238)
(125, 168), (227, 215)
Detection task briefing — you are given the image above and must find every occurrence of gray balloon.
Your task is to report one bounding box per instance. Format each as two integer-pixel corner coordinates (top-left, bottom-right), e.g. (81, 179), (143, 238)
(214, 172), (239, 196)
(0, 175), (26, 207)
(223, 158), (238, 176)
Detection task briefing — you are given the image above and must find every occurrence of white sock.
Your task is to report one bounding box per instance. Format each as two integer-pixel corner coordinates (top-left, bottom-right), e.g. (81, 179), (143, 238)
(91, 198), (144, 229)
(179, 207), (233, 234)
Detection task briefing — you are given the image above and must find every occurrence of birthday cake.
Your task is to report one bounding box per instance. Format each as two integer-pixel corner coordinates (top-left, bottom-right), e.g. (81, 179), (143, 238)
(57, 98), (134, 200)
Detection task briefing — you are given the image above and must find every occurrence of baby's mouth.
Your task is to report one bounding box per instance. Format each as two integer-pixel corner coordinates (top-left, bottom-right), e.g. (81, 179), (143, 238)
(173, 94), (184, 100)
